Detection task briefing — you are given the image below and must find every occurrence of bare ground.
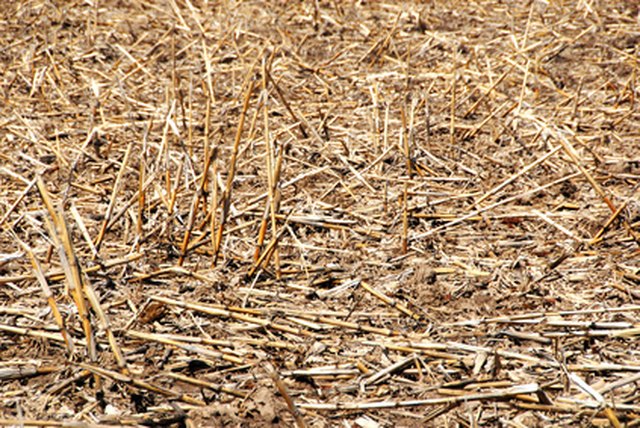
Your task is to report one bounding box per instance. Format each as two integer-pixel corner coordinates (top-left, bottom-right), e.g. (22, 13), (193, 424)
(1, 1), (640, 427)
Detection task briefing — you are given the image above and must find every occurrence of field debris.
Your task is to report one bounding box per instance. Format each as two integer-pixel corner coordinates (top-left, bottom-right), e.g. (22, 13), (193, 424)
(1, 1), (639, 426)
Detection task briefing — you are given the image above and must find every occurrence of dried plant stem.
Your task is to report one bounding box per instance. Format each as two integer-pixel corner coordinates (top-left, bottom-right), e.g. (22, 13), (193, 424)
(94, 142), (133, 253)
(449, 66), (457, 147)
(0, 252), (143, 285)
(0, 177), (37, 228)
(177, 144), (215, 265)
(590, 198), (629, 244)
(12, 234), (75, 354)
(413, 171), (582, 240)
(126, 330), (244, 365)
(151, 295), (314, 337)
(82, 271), (129, 373)
(557, 132), (615, 212)
(80, 363), (205, 406)
(402, 182), (408, 254)
(298, 383), (539, 410)
(474, 145), (561, 207)
(213, 79), (255, 265)
(167, 372), (247, 399)
(463, 65), (514, 118)
(54, 212), (99, 370)
(360, 281), (420, 321)
(265, 363), (307, 428)
(249, 219), (289, 277)
(136, 121), (152, 248)
(36, 178), (96, 365)
(253, 58), (282, 276)
(264, 67), (309, 140)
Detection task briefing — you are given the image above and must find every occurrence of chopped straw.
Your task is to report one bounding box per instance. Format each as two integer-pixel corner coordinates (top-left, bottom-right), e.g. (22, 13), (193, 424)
(1, 1), (639, 426)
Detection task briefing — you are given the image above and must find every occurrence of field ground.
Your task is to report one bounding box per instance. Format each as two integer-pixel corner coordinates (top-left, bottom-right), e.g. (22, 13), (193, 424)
(1, 1), (640, 426)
